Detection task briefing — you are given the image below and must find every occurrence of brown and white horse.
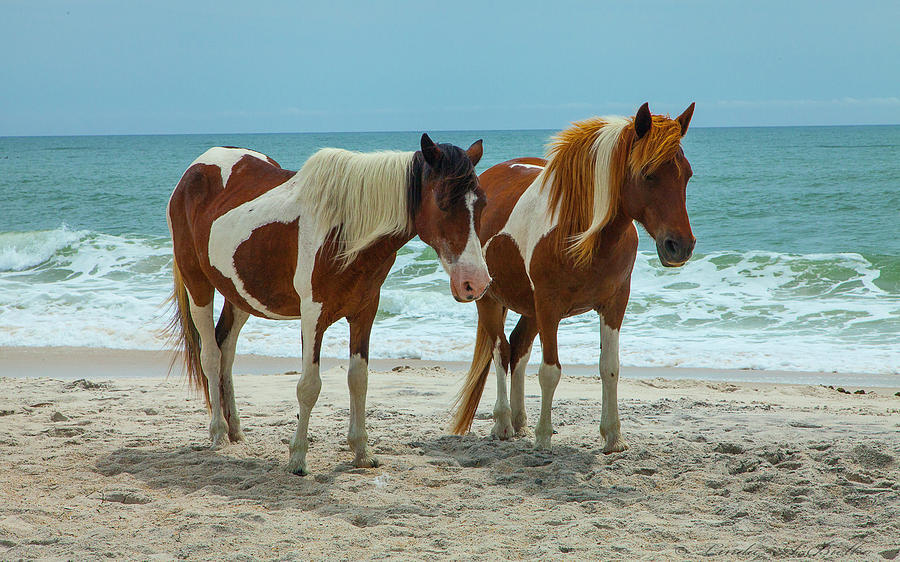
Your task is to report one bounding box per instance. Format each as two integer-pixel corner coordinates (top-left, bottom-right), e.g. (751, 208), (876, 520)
(451, 103), (696, 453)
(167, 134), (490, 475)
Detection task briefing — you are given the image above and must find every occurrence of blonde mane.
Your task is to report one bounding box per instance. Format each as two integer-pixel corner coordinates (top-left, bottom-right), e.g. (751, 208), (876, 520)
(541, 113), (684, 266)
(296, 148), (415, 264)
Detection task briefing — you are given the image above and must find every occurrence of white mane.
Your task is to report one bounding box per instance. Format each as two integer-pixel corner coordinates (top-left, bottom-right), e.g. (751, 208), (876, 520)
(570, 116), (630, 250)
(295, 148), (415, 263)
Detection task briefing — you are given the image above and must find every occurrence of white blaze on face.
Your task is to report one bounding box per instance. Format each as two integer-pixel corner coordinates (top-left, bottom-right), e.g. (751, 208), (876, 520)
(460, 191), (487, 270)
(441, 190), (491, 300)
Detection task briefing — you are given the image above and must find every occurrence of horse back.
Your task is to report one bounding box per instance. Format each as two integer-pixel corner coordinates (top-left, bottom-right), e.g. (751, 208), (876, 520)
(477, 158), (546, 242)
(171, 150), (296, 224)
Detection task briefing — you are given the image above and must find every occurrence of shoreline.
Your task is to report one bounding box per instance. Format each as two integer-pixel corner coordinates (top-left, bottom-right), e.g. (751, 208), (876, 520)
(1, 345), (897, 389)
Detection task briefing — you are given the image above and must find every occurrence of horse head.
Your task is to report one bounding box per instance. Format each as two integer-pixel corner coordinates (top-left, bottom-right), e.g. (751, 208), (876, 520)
(412, 134), (491, 302)
(622, 102), (697, 267)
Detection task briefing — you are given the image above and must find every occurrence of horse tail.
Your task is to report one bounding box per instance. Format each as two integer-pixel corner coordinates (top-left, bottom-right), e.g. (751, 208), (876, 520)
(165, 259), (209, 408)
(450, 318), (495, 435)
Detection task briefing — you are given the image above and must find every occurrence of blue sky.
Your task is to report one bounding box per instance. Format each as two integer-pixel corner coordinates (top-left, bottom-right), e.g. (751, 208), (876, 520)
(2, 1), (899, 135)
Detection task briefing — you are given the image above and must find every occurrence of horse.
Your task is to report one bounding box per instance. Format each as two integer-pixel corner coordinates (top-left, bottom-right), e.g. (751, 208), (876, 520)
(450, 102), (696, 453)
(166, 134), (490, 475)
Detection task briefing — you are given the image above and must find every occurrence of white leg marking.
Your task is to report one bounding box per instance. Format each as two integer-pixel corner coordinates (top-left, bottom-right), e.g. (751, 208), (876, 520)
(599, 316), (627, 453)
(510, 343), (532, 434)
(347, 353), (378, 468)
(187, 297), (227, 449)
(491, 345), (514, 440)
(219, 307), (250, 443)
(287, 301), (323, 475)
(534, 362), (561, 450)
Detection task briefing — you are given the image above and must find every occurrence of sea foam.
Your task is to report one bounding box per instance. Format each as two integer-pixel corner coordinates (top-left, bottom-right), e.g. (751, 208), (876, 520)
(0, 227), (897, 378)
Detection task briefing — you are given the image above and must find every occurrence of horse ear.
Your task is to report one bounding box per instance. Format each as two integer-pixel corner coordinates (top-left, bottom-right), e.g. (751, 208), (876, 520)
(421, 133), (443, 167)
(634, 102), (652, 140)
(676, 102), (695, 136)
(466, 139), (483, 167)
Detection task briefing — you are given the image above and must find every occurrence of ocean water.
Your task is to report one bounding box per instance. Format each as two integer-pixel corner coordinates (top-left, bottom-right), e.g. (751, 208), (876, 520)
(1, 127), (898, 379)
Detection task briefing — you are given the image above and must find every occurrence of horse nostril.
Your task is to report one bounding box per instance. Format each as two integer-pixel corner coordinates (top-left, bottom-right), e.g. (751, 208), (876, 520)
(664, 238), (679, 256)
(464, 281), (473, 293)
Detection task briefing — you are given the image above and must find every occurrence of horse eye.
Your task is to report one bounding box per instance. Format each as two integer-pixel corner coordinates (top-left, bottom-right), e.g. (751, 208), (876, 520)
(643, 173), (655, 183)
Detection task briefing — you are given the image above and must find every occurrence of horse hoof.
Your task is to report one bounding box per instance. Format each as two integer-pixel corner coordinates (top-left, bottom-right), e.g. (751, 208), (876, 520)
(602, 439), (629, 454)
(228, 431), (245, 443)
(534, 437), (552, 451)
(210, 435), (228, 450)
(287, 462), (309, 476)
(353, 455), (380, 469)
(512, 417), (528, 435)
(286, 453), (309, 476)
(491, 423), (514, 440)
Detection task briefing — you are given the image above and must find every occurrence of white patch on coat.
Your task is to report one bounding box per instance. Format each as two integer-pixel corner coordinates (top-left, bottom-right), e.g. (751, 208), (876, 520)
(486, 170), (557, 287)
(510, 163), (545, 170)
(191, 147), (273, 189)
(208, 178), (310, 319)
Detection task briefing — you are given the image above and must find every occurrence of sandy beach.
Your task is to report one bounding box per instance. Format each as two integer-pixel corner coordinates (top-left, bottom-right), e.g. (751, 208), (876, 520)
(1, 347), (898, 560)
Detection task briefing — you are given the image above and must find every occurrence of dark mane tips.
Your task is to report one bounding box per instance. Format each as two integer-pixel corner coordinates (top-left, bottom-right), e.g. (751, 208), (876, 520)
(406, 152), (426, 225)
(406, 142), (479, 220)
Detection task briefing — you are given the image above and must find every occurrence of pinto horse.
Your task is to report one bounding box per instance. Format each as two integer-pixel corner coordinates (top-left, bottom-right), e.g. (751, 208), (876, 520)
(451, 103), (696, 453)
(167, 134), (490, 475)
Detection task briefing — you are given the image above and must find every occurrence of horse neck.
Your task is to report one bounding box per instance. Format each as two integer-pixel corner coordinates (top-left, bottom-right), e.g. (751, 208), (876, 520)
(351, 231), (415, 266)
(597, 203), (634, 244)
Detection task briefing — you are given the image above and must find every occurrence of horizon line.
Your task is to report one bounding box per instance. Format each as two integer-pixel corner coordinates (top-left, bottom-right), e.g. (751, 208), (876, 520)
(3, 122), (900, 139)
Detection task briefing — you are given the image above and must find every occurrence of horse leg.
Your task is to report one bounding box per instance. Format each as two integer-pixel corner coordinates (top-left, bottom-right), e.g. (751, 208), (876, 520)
(533, 311), (561, 450)
(598, 288), (630, 453)
(509, 315), (538, 436)
(215, 301), (250, 443)
(287, 301), (325, 476)
(347, 301), (379, 468)
(187, 294), (227, 449)
(488, 305), (512, 440)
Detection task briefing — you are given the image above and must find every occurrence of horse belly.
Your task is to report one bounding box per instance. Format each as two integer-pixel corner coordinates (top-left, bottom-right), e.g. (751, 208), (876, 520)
(209, 220), (302, 319)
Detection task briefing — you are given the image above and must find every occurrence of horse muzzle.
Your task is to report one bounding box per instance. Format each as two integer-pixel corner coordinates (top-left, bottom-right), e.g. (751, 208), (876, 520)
(449, 265), (492, 302)
(656, 235), (696, 267)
